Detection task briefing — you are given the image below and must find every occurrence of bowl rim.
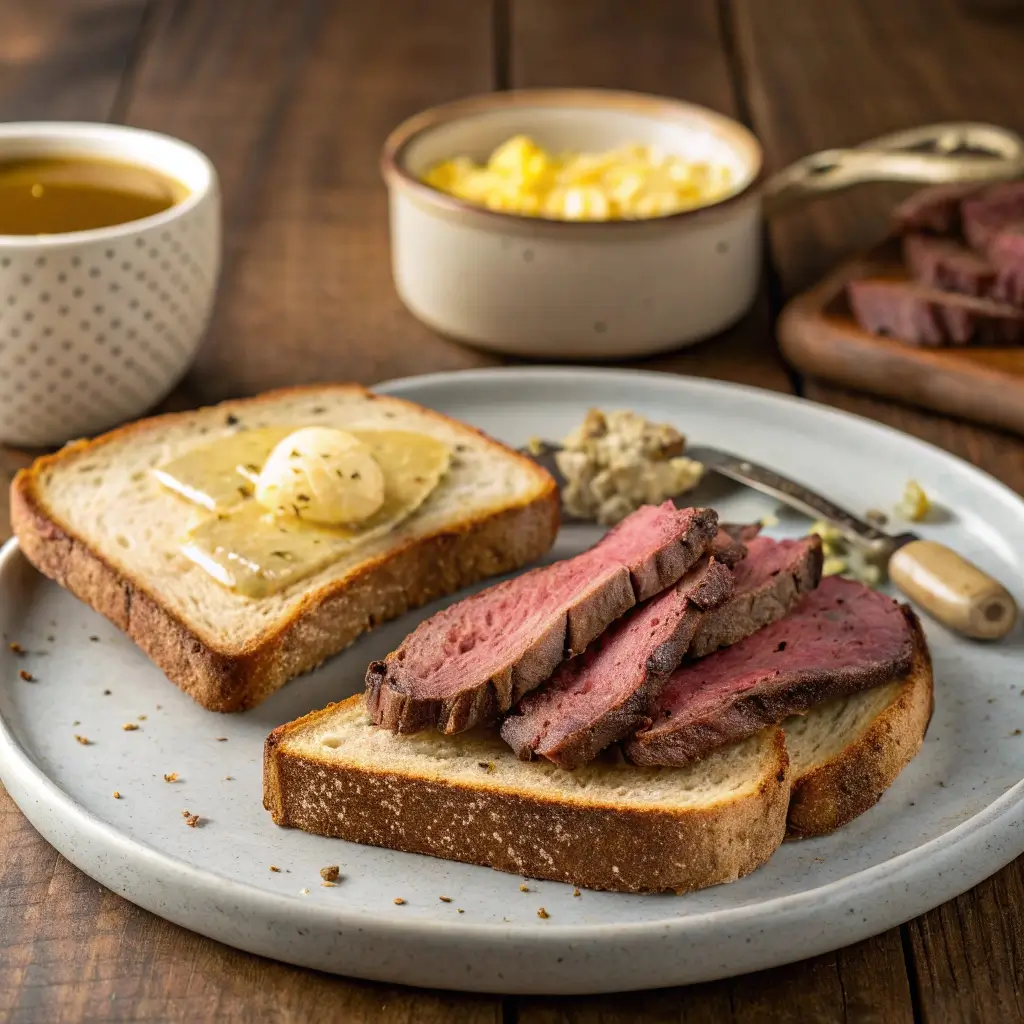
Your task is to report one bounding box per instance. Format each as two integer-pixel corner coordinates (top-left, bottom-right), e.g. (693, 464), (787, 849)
(380, 87), (765, 231)
(0, 122), (218, 249)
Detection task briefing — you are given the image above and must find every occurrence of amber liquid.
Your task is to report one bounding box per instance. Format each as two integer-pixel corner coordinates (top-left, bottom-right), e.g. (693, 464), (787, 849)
(0, 155), (188, 235)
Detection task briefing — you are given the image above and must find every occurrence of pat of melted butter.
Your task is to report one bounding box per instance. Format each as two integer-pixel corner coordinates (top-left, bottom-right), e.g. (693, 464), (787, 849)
(154, 428), (450, 597)
(153, 426), (295, 510)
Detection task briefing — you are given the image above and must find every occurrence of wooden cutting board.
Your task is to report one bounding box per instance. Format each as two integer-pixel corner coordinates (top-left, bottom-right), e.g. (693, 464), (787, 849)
(777, 238), (1024, 436)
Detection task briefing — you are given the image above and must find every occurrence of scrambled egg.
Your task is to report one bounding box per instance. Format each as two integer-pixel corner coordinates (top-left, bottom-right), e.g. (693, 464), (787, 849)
(423, 135), (734, 221)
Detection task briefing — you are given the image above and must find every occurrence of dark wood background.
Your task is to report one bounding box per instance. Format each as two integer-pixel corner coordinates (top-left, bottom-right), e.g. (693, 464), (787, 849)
(2, 1), (1024, 1021)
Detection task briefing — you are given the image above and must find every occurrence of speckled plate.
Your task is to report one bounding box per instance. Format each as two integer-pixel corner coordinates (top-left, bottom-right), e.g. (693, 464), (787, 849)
(2, 367), (1024, 995)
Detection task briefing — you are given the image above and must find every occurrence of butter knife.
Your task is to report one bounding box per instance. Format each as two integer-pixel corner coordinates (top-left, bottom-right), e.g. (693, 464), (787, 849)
(529, 440), (1017, 641)
(681, 445), (1016, 641)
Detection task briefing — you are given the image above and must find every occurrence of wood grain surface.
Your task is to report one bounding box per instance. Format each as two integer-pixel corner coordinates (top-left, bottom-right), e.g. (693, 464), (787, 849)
(1, 1), (1023, 1021)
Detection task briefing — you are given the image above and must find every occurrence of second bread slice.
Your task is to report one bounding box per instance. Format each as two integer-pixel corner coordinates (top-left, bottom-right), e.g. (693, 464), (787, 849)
(783, 611), (933, 838)
(264, 694), (790, 894)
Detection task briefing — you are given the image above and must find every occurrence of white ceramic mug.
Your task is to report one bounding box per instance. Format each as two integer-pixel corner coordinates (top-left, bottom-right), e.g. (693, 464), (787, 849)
(0, 123), (220, 446)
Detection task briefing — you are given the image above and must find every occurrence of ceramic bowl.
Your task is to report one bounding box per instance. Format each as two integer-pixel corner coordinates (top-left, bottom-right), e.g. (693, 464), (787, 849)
(381, 89), (763, 361)
(0, 123), (220, 447)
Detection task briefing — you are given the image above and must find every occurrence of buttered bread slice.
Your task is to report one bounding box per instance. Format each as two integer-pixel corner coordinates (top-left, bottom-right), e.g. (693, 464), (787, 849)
(264, 694), (790, 894)
(12, 384), (558, 711)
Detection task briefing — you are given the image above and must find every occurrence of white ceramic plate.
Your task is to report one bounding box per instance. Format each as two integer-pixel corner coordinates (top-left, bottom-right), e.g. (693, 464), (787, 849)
(2, 367), (1023, 995)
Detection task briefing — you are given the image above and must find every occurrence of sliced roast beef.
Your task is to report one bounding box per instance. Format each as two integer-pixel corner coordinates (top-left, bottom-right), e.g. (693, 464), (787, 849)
(962, 182), (1024, 253)
(689, 534), (823, 658)
(847, 276), (1024, 346)
(989, 223), (1024, 306)
(892, 183), (981, 235)
(902, 234), (997, 297)
(499, 534), (818, 769)
(625, 576), (916, 766)
(500, 556), (733, 769)
(365, 502), (719, 734)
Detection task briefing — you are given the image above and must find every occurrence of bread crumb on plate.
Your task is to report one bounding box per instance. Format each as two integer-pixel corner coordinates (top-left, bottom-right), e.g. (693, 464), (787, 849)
(122, 723), (139, 732)
(320, 865), (340, 882)
(393, 897), (406, 905)
(112, 791), (121, 799)
(74, 735), (91, 745)
(269, 866), (281, 872)
(163, 772), (179, 783)
(537, 907), (550, 919)
(439, 895), (452, 903)
(18, 669), (33, 681)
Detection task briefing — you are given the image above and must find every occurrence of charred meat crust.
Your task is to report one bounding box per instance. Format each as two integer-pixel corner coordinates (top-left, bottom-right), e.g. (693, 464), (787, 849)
(712, 523), (762, 568)
(365, 505), (720, 735)
(688, 535), (823, 659)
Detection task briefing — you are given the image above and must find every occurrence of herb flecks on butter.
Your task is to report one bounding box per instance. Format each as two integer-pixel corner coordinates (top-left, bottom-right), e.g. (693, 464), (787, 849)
(154, 427), (450, 598)
(255, 427), (385, 525)
(423, 135), (735, 221)
(557, 409), (703, 525)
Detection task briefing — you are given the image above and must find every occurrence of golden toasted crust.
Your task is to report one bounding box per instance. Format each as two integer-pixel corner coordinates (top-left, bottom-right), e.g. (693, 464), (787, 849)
(11, 384), (559, 712)
(785, 608), (934, 838)
(263, 697), (790, 894)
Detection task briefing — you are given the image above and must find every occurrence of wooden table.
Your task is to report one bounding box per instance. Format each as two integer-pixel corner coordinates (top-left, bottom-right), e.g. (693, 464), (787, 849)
(2, 2), (1024, 1020)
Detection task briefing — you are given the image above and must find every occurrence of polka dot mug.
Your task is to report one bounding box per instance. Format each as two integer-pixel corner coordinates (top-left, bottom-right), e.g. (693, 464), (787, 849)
(0, 123), (220, 446)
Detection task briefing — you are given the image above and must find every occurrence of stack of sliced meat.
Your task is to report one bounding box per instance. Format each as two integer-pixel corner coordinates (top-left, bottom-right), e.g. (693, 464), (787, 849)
(366, 502), (923, 774)
(847, 180), (1024, 346)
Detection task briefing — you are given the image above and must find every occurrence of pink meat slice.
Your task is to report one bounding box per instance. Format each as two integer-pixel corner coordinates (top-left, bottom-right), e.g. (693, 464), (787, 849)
(365, 502), (719, 734)
(962, 182), (1024, 253)
(847, 276), (1024, 346)
(626, 576), (916, 766)
(902, 234), (997, 298)
(500, 555), (734, 769)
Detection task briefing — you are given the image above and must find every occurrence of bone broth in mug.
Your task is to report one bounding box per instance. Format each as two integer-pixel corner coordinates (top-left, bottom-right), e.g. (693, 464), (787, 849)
(0, 122), (221, 447)
(0, 155), (188, 235)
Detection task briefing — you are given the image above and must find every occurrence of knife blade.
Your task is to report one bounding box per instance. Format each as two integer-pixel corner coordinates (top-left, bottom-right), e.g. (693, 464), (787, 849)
(683, 444), (917, 556)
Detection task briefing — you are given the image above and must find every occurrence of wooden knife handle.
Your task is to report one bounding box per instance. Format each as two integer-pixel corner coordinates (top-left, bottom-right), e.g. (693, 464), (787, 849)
(888, 539), (1018, 640)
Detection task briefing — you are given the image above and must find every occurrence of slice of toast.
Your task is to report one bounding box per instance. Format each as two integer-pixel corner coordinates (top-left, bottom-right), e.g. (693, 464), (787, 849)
(11, 384), (558, 712)
(783, 610), (934, 838)
(264, 694), (790, 894)
(262, 607), (932, 893)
